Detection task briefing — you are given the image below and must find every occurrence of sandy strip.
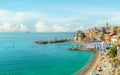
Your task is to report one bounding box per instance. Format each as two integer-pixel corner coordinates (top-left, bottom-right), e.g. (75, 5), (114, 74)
(77, 50), (101, 75)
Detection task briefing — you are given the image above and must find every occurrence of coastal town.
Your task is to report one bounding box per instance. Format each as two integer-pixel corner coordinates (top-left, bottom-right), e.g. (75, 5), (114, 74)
(74, 23), (120, 75)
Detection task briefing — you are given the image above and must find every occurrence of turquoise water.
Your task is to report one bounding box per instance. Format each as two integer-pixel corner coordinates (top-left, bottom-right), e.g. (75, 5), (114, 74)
(0, 32), (94, 75)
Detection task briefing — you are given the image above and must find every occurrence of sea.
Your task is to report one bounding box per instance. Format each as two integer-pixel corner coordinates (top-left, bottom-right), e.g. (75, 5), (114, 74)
(0, 32), (94, 75)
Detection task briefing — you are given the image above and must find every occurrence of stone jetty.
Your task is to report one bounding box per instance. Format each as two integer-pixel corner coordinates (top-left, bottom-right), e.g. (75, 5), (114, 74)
(35, 39), (72, 44)
(69, 47), (95, 51)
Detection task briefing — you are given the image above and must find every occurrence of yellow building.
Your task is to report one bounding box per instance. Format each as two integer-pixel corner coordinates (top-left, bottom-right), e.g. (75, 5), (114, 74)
(117, 26), (120, 31)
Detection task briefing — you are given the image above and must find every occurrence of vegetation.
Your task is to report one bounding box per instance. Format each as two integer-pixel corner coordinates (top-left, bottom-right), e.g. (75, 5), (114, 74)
(76, 31), (83, 37)
(107, 45), (117, 57)
(107, 44), (120, 75)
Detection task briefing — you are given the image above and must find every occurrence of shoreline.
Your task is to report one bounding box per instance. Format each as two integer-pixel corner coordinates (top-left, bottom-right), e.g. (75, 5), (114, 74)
(76, 50), (100, 75)
(72, 40), (101, 75)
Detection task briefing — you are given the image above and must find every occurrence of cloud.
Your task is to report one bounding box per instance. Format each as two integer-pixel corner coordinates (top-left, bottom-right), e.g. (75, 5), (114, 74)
(52, 24), (70, 32)
(0, 10), (43, 23)
(45, 16), (85, 24)
(93, 16), (120, 28)
(1, 9), (120, 32)
(0, 22), (13, 32)
(0, 10), (45, 32)
(15, 23), (28, 32)
(0, 10), (88, 32)
(35, 21), (50, 32)
(0, 22), (28, 32)
(107, 17), (120, 25)
(35, 21), (71, 32)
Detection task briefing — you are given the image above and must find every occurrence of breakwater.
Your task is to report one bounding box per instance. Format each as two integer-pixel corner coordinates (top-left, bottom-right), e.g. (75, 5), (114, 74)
(69, 47), (95, 51)
(35, 39), (72, 44)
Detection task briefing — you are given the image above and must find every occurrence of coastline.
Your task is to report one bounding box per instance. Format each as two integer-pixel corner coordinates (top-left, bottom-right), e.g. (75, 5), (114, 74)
(76, 50), (100, 75)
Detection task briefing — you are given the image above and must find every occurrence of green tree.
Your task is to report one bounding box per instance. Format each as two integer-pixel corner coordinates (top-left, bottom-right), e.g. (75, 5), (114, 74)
(107, 45), (117, 57)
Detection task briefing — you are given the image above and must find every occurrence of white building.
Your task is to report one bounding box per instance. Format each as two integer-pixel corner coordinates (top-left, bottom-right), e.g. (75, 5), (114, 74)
(111, 35), (118, 45)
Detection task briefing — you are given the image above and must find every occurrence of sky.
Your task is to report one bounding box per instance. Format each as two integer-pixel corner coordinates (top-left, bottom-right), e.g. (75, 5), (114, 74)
(0, 0), (120, 32)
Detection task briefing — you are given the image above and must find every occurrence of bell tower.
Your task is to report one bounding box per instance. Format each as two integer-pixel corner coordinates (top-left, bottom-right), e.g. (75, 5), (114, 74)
(106, 22), (109, 28)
